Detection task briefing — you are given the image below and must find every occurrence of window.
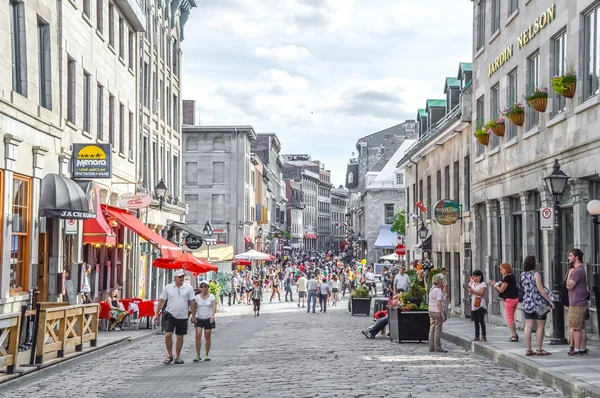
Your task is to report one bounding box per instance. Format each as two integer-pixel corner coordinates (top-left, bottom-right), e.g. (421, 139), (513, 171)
(142, 135), (149, 186)
(426, 175), (431, 213)
(97, 0), (104, 32)
(490, 84), (500, 148)
(173, 155), (179, 198)
(128, 30), (134, 69)
(108, 2), (115, 47)
(173, 39), (178, 76)
(10, 0), (28, 96)
(166, 87), (171, 125)
(476, 95), (485, 156)
(384, 204), (395, 224)
(38, 19), (52, 109)
(584, 5), (600, 99)
(185, 162), (197, 184)
(453, 253), (461, 306)
(444, 166), (450, 199)
(97, 84), (104, 139)
(173, 94), (179, 130)
(553, 31), (567, 115)
(67, 57), (76, 123)
(185, 194), (198, 223)
(83, 71), (91, 132)
(212, 194), (226, 222)
(464, 155), (471, 209)
(83, 0), (91, 18)
(436, 170), (442, 201)
(186, 135), (198, 151)
(476, 0), (485, 50)
(128, 111), (134, 158)
(11, 175), (31, 290)
(119, 103), (125, 153)
(506, 70), (518, 139)
(143, 62), (149, 107)
(152, 72), (157, 114)
(118, 18), (124, 58)
(491, 0), (500, 34)
(453, 161), (460, 203)
(160, 80), (164, 119)
(406, 187), (410, 218)
(108, 94), (115, 145)
(509, 0), (518, 15)
(152, 141), (158, 185)
(511, 197), (523, 267)
(396, 173), (403, 185)
(213, 162), (225, 184)
(213, 136), (225, 151)
(526, 52), (540, 130)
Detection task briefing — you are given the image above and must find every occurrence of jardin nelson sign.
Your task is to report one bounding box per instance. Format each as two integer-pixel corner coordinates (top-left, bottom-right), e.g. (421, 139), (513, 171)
(488, 4), (555, 77)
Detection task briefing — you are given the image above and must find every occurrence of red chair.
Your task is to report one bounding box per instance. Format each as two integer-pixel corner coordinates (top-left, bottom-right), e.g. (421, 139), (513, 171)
(137, 301), (155, 329)
(99, 301), (111, 331)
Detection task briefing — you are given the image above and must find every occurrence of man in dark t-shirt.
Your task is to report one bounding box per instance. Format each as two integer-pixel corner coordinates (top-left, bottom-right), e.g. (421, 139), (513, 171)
(566, 248), (588, 355)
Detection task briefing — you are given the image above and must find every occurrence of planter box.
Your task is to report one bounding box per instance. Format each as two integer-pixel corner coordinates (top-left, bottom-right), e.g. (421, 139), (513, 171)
(389, 309), (430, 343)
(350, 297), (371, 316)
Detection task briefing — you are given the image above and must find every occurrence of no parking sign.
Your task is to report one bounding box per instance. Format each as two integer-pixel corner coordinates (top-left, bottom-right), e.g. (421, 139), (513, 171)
(540, 207), (554, 230)
(65, 219), (77, 235)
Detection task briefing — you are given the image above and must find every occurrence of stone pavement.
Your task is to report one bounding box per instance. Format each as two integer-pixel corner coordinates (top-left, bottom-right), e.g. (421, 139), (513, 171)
(0, 296), (566, 398)
(442, 317), (600, 398)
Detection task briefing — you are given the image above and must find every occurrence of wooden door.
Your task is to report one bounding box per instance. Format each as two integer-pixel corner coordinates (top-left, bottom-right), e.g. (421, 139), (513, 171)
(37, 219), (52, 302)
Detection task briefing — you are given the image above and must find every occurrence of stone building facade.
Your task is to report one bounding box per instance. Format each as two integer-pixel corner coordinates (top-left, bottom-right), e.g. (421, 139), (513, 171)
(470, 0), (600, 332)
(317, 166), (332, 251)
(398, 62), (473, 316)
(330, 186), (349, 254)
(285, 180), (305, 249)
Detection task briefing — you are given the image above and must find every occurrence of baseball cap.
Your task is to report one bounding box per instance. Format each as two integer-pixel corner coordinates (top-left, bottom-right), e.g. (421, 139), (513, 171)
(199, 280), (209, 286)
(174, 269), (185, 278)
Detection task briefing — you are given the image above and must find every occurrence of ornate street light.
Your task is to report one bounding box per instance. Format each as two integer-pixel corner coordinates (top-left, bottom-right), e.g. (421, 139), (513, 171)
(543, 159), (570, 345)
(418, 222), (429, 241)
(154, 179), (169, 210)
(203, 221), (213, 236)
(258, 227), (263, 237)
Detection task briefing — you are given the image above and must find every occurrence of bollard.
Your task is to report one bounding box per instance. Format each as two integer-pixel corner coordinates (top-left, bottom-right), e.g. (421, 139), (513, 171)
(18, 305), (27, 351)
(28, 303), (41, 366)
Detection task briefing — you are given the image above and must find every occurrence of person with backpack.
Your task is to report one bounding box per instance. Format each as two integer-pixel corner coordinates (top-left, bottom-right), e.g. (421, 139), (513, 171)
(489, 263), (520, 342)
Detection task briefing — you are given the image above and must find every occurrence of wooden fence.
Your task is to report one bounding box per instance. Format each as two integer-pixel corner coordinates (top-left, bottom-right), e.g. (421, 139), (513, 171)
(0, 312), (22, 374)
(34, 303), (99, 364)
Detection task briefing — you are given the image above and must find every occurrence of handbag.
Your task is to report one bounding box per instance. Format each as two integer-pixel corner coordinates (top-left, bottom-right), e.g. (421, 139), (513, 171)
(534, 303), (551, 318)
(473, 297), (481, 308)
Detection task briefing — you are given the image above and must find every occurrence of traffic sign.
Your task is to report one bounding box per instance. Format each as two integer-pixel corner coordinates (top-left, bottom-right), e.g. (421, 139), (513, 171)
(395, 244), (406, 256)
(540, 207), (554, 230)
(65, 219), (77, 235)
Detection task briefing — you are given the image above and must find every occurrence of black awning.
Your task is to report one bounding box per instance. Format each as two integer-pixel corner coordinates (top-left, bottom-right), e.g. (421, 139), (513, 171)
(39, 174), (96, 219)
(170, 221), (205, 237)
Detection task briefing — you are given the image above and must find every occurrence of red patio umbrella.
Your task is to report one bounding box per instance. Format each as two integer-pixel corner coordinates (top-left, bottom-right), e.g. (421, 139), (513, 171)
(153, 253), (218, 274)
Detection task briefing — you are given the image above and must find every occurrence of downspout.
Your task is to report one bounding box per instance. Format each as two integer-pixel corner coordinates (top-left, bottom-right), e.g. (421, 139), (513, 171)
(408, 156), (419, 262)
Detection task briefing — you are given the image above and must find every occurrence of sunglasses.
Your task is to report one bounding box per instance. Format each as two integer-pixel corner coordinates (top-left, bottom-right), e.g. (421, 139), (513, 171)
(175, 275), (185, 278)
(199, 285), (209, 288)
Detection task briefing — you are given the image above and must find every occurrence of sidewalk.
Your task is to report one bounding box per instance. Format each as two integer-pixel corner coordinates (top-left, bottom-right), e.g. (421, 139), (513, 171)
(0, 325), (156, 385)
(442, 317), (600, 398)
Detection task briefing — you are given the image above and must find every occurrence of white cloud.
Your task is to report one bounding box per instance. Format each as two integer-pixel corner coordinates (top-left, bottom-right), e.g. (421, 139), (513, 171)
(253, 45), (312, 62)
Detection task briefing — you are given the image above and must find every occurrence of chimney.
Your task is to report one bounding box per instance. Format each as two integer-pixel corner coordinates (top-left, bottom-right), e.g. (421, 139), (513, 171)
(182, 100), (196, 125)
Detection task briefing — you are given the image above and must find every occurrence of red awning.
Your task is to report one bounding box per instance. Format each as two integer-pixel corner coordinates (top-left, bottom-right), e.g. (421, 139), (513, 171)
(102, 205), (180, 258)
(83, 185), (116, 245)
(304, 233), (317, 239)
(244, 235), (252, 244)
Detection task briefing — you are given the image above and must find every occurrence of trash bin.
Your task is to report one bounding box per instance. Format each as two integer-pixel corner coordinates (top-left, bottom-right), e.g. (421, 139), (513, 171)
(372, 297), (388, 314)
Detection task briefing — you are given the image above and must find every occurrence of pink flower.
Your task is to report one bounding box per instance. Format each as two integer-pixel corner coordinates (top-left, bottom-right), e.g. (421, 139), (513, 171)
(486, 129), (492, 135)
(496, 117), (505, 123)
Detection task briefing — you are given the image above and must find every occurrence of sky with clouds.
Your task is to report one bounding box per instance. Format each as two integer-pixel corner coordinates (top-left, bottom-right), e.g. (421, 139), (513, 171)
(182, 0), (473, 186)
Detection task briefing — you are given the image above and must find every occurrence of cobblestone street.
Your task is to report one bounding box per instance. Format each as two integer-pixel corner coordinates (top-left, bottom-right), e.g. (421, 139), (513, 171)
(1, 299), (565, 398)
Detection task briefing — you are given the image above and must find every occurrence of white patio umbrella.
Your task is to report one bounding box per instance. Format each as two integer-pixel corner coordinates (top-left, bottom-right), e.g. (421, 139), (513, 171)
(379, 253), (399, 261)
(234, 249), (271, 260)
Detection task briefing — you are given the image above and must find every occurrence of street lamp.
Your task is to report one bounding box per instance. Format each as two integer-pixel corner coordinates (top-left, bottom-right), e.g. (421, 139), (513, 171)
(154, 179), (169, 210)
(543, 159), (570, 345)
(203, 221), (213, 236)
(418, 222), (429, 241)
(587, 199), (600, 338)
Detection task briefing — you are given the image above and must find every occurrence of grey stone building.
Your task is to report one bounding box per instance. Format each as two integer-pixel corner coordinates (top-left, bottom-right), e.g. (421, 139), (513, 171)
(317, 165), (333, 251)
(182, 125), (256, 255)
(331, 186), (349, 254)
(470, 0), (600, 334)
(397, 62), (473, 316)
(285, 180), (305, 249)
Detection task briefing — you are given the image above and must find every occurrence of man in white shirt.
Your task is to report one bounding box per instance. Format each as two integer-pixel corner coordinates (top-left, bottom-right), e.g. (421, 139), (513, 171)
(393, 267), (410, 294)
(296, 273), (308, 308)
(155, 269), (195, 365)
(365, 266), (377, 296)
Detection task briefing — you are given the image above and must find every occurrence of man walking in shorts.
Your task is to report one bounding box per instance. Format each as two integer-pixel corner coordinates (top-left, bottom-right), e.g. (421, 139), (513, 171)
(155, 270), (195, 364)
(297, 273), (308, 308)
(566, 248), (588, 356)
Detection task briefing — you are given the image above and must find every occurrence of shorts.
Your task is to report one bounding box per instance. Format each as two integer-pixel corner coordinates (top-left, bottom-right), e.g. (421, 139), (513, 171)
(164, 313), (188, 335)
(524, 311), (547, 321)
(195, 318), (216, 330)
(568, 305), (586, 330)
(366, 282), (375, 288)
(298, 291), (307, 298)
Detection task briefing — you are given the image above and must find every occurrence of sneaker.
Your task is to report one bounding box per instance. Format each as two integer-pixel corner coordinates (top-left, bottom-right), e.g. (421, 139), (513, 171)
(297, 303), (300, 307)
(193, 356), (202, 363)
(204, 355), (211, 361)
(436, 349), (448, 353)
(362, 330), (374, 339)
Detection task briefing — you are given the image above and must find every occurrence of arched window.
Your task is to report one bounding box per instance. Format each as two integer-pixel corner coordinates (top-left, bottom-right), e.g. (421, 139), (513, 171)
(347, 172), (354, 184)
(213, 136), (225, 152)
(186, 135), (198, 151)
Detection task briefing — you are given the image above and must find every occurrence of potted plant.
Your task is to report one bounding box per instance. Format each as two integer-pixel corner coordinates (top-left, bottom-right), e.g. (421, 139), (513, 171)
(524, 87), (548, 112)
(402, 282), (426, 308)
(474, 126), (491, 145)
(350, 285), (371, 316)
(486, 117), (505, 137)
(389, 297), (430, 343)
(501, 102), (525, 126)
(552, 72), (576, 98)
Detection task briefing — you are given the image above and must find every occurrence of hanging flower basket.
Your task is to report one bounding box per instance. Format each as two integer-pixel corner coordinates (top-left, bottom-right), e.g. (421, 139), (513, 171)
(474, 127), (490, 145)
(501, 102), (525, 127)
(486, 118), (505, 137)
(561, 82), (576, 98)
(528, 96), (547, 112)
(476, 135), (489, 145)
(552, 73), (576, 99)
(508, 113), (524, 126)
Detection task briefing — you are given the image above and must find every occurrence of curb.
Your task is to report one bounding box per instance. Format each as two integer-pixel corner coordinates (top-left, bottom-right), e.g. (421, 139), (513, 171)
(442, 330), (600, 398)
(0, 330), (157, 390)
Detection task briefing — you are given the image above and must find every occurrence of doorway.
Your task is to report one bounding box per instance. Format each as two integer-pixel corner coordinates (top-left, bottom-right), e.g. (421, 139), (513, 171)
(37, 218), (53, 302)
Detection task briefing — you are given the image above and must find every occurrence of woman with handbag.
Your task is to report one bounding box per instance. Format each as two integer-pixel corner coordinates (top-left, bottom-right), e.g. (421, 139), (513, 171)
(467, 270), (487, 341)
(489, 263), (520, 342)
(521, 256), (555, 356)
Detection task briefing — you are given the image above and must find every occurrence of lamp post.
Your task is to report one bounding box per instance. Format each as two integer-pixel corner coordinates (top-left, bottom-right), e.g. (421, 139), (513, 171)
(203, 221), (213, 261)
(257, 227), (263, 251)
(587, 199), (600, 337)
(418, 222), (429, 241)
(543, 159), (570, 345)
(154, 179), (169, 210)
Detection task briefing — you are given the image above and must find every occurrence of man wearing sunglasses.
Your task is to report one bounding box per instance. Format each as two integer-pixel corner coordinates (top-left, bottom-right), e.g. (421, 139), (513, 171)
(155, 269), (195, 365)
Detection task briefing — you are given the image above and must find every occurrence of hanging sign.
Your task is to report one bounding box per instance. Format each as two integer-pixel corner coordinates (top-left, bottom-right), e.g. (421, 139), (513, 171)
(185, 235), (204, 250)
(65, 219), (78, 235)
(540, 207), (554, 230)
(118, 192), (153, 209)
(72, 143), (112, 178)
(433, 200), (461, 225)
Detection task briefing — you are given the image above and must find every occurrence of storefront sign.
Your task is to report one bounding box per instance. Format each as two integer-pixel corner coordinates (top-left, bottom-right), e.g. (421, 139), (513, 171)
(185, 235), (204, 250)
(72, 143), (112, 178)
(117, 192), (152, 209)
(488, 4), (555, 77)
(433, 200), (461, 225)
(65, 219), (78, 234)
